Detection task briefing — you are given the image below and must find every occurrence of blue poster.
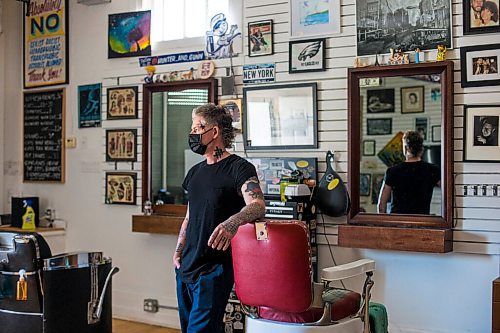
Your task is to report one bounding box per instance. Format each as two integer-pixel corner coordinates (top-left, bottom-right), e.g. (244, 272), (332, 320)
(78, 83), (101, 128)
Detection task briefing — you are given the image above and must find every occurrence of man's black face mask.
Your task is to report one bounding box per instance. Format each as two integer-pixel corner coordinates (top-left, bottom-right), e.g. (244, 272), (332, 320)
(188, 128), (214, 155)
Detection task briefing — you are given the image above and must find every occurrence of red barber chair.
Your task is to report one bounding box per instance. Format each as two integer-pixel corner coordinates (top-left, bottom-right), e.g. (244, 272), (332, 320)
(232, 220), (376, 333)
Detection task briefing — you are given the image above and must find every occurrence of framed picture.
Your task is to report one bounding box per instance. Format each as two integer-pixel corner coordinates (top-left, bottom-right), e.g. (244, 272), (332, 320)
(220, 99), (243, 132)
(432, 125), (441, 143)
(289, 0), (341, 39)
(78, 83), (101, 128)
(248, 20), (273, 57)
(460, 44), (500, 88)
(23, 0), (68, 89)
(463, 105), (500, 162)
(360, 173), (371, 196)
(289, 38), (326, 73)
(401, 86), (425, 114)
(371, 173), (385, 205)
(367, 118), (392, 136)
(105, 129), (137, 162)
(107, 86), (138, 119)
(415, 117), (429, 141)
(363, 140), (376, 156)
(463, 0), (500, 35)
(105, 172), (137, 205)
(367, 89), (395, 113)
(377, 131), (405, 167)
(108, 11), (151, 59)
(356, 0), (452, 56)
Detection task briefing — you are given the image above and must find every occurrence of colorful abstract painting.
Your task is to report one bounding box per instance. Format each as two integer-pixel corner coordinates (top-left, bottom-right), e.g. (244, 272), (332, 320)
(299, 0), (330, 26)
(108, 10), (151, 59)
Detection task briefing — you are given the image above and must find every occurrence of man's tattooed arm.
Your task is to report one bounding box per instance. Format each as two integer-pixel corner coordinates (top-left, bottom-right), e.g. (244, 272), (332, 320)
(208, 177), (266, 251)
(173, 208), (189, 268)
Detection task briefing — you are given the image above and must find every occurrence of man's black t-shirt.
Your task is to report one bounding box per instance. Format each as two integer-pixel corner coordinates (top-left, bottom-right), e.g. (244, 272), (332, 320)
(179, 154), (257, 283)
(384, 161), (440, 214)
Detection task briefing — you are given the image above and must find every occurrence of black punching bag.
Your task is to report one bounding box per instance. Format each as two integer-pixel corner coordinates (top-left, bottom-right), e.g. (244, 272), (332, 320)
(314, 151), (350, 217)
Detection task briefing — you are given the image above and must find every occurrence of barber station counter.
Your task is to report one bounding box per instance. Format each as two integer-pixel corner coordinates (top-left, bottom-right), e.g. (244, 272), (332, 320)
(132, 204), (186, 235)
(0, 225), (66, 254)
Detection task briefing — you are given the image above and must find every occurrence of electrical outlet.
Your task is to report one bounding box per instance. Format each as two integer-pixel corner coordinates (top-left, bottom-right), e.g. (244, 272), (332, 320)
(143, 299), (159, 313)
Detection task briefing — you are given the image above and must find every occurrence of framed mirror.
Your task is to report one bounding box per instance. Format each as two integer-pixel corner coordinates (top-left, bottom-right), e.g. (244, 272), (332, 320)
(346, 61), (453, 230)
(243, 83), (318, 150)
(141, 79), (217, 209)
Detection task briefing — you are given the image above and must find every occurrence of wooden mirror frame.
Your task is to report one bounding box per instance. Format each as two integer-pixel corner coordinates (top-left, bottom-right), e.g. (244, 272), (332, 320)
(141, 78), (218, 211)
(339, 61), (454, 253)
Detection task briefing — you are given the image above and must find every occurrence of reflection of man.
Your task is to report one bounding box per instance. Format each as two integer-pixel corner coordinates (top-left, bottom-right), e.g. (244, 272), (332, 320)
(471, 0), (484, 27)
(474, 116), (499, 146)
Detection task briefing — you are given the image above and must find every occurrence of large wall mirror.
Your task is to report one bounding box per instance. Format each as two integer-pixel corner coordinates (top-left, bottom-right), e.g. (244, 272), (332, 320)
(347, 61), (453, 229)
(142, 79), (217, 208)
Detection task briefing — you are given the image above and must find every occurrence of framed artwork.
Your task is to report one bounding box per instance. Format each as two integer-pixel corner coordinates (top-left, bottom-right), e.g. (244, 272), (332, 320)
(108, 10), (151, 59)
(377, 131), (405, 167)
(367, 118), (392, 136)
(463, 105), (500, 162)
(371, 173), (385, 205)
(107, 86), (138, 119)
(367, 89), (395, 113)
(401, 86), (425, 114)
(289, 0), (341, 39)
(415, 117), (429, 141)
(289, 38), (326, 73)
(431, 87), (441, 102)
(105, 172), (137, 205)
(460, 43), (500, 88)
(463, 0), (500, 35)
(105, 129), (137, 162)
(220, 99), (243, 133)
(23, 0), (69, 89)
(432, 125), (441, 143)
(78, 83), (101, 128)
(248, 20), (273, 57)
(363, 140), (376, 156)
(360, 173), (371, 196)
(356, 0), (452, 56)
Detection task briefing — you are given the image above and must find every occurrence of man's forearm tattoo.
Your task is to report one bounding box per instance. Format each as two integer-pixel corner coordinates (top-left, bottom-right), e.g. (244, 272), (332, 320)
(175, 242), (184, 253)
(222, 202), (266, 235)
(244, 177), (264, 200)
(176, 219), (188, 253)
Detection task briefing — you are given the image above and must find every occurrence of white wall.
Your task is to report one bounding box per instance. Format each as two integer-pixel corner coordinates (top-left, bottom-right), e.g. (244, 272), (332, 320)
(1, 0), (499, 332)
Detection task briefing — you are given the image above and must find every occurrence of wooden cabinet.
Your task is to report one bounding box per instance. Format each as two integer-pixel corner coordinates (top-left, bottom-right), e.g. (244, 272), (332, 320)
(494, 277), (500, 333)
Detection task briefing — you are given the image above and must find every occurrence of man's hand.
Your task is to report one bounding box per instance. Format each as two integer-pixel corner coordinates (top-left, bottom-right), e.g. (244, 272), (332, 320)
(208, 222), (236, 251)
(173, 250), (182, 269)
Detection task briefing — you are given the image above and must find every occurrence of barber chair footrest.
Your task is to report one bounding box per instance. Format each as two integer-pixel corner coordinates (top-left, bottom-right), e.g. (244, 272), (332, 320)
(246, 316), (363, 333)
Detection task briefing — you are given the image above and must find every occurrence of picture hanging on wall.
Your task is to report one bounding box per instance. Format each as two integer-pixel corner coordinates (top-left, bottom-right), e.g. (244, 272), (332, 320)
(415, 117), (429, 141)
(371, 173), (385, 205)
(360, 173), (371, 196)
(363, 140), (376, 156)
(289, 38), (326, 73)
(460, 43), (500, 88)
(289, 0), (341, 38)
(108, 10), (151, 59)
(220, 99), (243, 133)
(78, 83), (101, 128)
(23, 0), (69, 88)
(367, 89), (395, 113)
(105, 129), (137, 162)
(377, 131), (405, 167)
(462, 0), (500, 35)
(432, 125), (441, 142)
(105, 172), (137, 205)
(401, 86), (424, 114)
(248, 20), (273, 57)
(463, 105), (500, 162)
(355, 0), (452, 56)
(367, 118), (392, 135)
(107, 86), (138, 120)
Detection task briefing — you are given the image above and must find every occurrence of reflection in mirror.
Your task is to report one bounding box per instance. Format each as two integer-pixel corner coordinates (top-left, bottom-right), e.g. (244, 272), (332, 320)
(142, 79), (217, 209)
(243, 83), (317, 150)
(359, 75), (442, 216)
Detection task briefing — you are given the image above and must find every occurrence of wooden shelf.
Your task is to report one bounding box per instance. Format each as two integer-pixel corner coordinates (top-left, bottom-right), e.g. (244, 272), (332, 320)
(0, 225), (65, 233)
(132, 204), (187, 235)
(338, 225), (453, 253)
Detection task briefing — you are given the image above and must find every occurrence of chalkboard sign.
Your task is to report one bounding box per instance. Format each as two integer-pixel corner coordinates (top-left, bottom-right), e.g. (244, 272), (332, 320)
(23, 89), (65, 182)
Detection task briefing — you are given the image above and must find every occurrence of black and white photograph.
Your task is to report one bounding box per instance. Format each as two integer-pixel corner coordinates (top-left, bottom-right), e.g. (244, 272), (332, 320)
(367, 118), (392, 135)
(356, 0), (452, 56)
(367, 89), (395, 113)
(461, 43), (500, 87)
(463, 0), (500, 35)
(289, 38), (326, 73)
(463, 105), (500, 162)
(401, 86), (425, 113)
(415, 117), (429, 141)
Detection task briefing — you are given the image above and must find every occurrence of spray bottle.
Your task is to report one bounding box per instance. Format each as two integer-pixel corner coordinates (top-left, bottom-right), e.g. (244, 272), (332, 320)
(21, 200), (36, 231)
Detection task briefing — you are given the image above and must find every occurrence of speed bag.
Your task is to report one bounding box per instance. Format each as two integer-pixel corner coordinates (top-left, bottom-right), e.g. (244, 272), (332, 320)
(314, 150), (350, 217)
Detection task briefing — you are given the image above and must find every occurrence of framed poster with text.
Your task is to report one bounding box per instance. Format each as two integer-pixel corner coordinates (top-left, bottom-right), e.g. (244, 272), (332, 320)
(23, 0), (69, 89)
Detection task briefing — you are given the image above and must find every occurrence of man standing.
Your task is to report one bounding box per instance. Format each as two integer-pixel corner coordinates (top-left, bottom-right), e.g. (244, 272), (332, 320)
(471, 0), (484, 27)
(173, 103), (266, 333)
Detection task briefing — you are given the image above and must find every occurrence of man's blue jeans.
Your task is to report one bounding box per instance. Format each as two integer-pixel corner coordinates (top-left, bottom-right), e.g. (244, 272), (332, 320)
(176, 264), (234, 333)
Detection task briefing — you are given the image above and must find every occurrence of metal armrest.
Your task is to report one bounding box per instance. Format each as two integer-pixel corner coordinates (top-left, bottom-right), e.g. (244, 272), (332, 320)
(321, 259), (375, 282)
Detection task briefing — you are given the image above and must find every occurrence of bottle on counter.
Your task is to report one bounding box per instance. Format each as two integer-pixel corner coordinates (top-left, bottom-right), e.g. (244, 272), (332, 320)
(21, 200), (36, 231)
